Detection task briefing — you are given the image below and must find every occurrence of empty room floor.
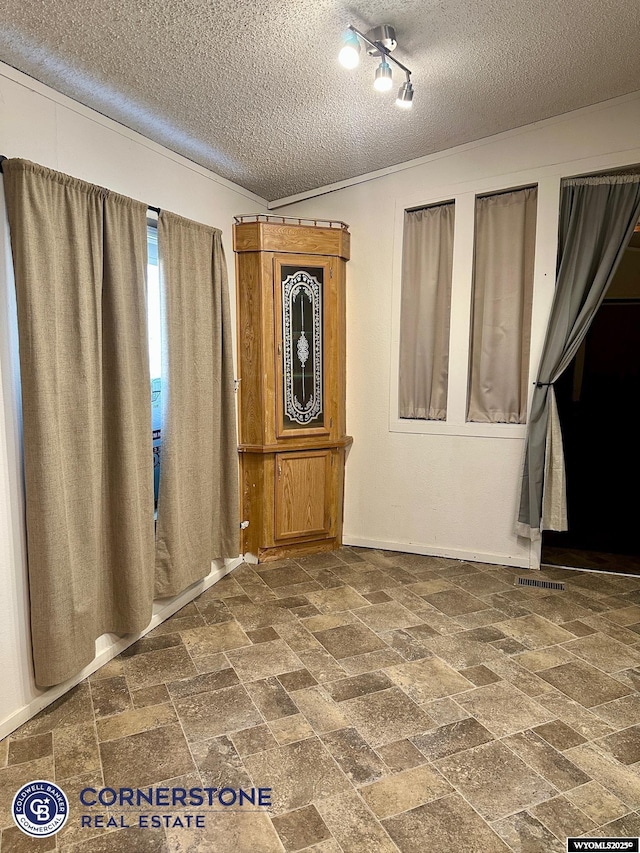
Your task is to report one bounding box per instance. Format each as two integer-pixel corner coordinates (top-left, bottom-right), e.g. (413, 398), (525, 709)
(1, 547), (639, 853)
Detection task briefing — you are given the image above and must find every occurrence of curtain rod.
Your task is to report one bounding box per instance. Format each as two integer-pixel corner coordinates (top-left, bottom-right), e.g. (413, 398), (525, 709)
(0, 155), (161, 213)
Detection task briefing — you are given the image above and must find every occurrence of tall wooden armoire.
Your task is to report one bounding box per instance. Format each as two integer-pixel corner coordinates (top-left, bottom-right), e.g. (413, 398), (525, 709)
(233, 216), (352, 563)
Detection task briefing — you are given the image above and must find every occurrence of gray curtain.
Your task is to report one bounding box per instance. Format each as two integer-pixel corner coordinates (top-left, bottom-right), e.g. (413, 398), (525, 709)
(155, 211), (239, 597)
(399, 203), (455, 420)
(518, 175), (640, 540)
(468, 188), (537, 423)
(3, 159), (155, 686)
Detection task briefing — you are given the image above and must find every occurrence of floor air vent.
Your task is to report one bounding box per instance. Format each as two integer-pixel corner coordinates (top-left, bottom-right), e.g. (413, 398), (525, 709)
(517, 577), (565, 591)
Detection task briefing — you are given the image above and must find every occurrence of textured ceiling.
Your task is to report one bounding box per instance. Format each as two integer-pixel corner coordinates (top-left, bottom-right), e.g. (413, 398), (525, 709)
(1, 1), (639, 200)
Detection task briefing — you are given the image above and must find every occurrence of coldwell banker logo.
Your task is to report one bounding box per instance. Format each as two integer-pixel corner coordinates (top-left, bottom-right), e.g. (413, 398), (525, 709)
(12, 780), (69, 837)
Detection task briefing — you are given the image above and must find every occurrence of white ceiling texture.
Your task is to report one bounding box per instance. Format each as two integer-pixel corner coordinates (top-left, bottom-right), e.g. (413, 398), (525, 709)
(1, 0), (639, 201)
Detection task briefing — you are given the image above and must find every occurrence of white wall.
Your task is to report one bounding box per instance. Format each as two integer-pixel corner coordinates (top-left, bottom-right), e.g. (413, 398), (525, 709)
(0, 62), (268, 737)
(275, 93), (640, 569)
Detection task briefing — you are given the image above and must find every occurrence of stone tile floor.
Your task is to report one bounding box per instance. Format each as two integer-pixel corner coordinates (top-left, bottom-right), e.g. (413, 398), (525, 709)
(1, 547), (640, 852)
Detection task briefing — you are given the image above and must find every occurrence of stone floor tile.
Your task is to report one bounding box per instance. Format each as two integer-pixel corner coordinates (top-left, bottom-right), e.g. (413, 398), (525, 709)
(316, 791), (399, 853)
(272, 804), (332, 851)
(590, 812), (640, 838)
(538, 659), (632, 707)
(1, 824), (57, 851)
(498, 614), (575, 649)
(257, 564), (314, 588)
(292, 686), (349, 733)
(246, 626), (280, 643)
(565, 781), (630, 824)
(359, 763), (452, 818)
(321, 727), (387, 785)
(382, 793), (510, 853)
(174, 684), (262, 742)
(381, 629), (434, 661)
(165, 812), (282, 853)
(190, 734), (252, 789)
(7, 732), (52, 766)
(0, 756), (55, 827)
(339, 648), (404, 674)
(503, 729), (590, 790)
(306, 586), (370, 613)
(122, 645), (197, 689)
(52, 722), (100, 785)
(166, 667), (239, 700)
(422, 588), (488, 616)
(459, 664), (502, 686)
(532, 719), (588, 750)
(536, 692), (616, 740)
(423, 634), (504, 668)
(245, 676), (299, 720)
(530, 795), (595, 839)
(435, 740), (556, 821)
(89, 676), (132, 719)
(95, 703), (177, 742)
(491, 810), (565, 853)
(515, 647), (577, 671)
(423, 696), (468, 725)
(277, 668), (318, 692)
(190, 652), (230, 674)
(244, 737), (350, 814)
(312, 623), (387, 659)
(179, 621), (251, 657)
(354, 601), (423, 633)
(565, 743), (640, 808)
(225, 600), (295, 630)
(564, 633), (640, 672)
(99, 723), (195, 789)
(10, 684), (93, 738)
(455, 682), (553, 737)
(590, 694), (640, 729)
(226, 639), (304, 681)
(120, 632), (183, 659)
(386, 657), (474, 704)
(302, 612), (358, 633)
(595, 725), (640, 765)
(412, 717), (493, 760)
(230, 723), (279, 756)
(341, 687), (434, 747)
(269, 714), (315, 745)
(296, 648), (347, 682)
(323, 671), (394, 703)
(59, 826), (167, 852)
(376, 738), (426, 772)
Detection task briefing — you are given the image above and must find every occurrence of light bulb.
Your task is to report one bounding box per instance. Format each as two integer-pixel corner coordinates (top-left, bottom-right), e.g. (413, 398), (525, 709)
(339, 31), (360, 69)
(374, 60), (393, 92)
(396, 80), (414, 108)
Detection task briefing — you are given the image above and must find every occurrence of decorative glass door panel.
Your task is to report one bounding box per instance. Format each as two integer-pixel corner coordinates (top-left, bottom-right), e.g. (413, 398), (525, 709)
(277, 260), (328, 435)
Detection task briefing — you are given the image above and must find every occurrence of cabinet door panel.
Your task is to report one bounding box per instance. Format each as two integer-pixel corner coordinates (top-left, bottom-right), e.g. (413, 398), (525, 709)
(275, 451), (331, 540)
(274, 255), (332, 440)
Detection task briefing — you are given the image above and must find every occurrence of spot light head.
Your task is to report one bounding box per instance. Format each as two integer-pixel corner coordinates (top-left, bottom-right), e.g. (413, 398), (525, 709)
(339, 29), (361, 69)
(396, 80), (414, 109)
(373, 60), (393, 92)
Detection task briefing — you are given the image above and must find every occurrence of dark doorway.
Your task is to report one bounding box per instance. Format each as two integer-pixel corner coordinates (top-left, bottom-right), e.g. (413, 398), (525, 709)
(542, 230), (640, 575)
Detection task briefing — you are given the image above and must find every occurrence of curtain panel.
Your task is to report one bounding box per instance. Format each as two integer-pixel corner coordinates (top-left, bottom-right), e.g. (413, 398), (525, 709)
(154, 211), (239, 597)
(399, 203), (455, 420)
(517, 175), (640, 540)
(3, 159), (155, 686)
(468, 187), (537, 424)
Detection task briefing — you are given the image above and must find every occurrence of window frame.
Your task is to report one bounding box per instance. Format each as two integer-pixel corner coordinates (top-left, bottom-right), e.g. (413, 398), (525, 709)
(389, 173), (558, 439)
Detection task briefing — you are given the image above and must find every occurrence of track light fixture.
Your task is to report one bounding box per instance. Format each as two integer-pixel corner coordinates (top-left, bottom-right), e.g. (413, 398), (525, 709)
(339, 24), (414, 109)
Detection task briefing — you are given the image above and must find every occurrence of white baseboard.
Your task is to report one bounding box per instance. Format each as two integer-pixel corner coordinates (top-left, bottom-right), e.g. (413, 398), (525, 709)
(343, 535), (531, 569)
(0, 557), (244, 741)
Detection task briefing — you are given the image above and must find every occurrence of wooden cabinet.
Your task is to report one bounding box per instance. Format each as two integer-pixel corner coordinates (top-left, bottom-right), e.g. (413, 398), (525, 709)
(234, 216), (351, 562)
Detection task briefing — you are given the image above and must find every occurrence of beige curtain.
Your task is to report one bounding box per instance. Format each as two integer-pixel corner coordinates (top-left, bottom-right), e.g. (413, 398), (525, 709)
(399, 203), (455, 419)
(155, 211), (239, 597)
(3, 159), (155, 687)
(468, 187), (537, 423)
